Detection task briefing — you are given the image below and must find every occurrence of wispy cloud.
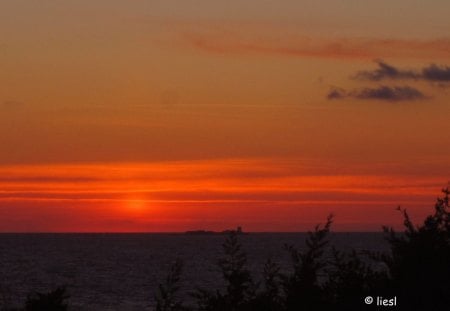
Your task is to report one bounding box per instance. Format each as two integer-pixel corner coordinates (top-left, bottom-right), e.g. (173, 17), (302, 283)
(328, 86), (426, 102)
(180, 30), (450, 60)
(355, 61), (450, 82)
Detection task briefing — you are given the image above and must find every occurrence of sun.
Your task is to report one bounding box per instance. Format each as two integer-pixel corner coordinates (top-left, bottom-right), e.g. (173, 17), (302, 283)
(125, 198), (147, 211)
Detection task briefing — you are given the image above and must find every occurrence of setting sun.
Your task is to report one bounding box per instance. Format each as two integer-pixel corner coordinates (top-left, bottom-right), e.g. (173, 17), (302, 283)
(125, 198), (148, 212)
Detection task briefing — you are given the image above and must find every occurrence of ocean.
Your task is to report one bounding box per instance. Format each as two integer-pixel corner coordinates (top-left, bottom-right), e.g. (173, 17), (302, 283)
(0, 233), (388, 310)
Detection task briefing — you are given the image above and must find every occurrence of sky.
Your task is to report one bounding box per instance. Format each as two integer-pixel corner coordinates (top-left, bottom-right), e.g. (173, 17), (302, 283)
(0, 1), (449, 232)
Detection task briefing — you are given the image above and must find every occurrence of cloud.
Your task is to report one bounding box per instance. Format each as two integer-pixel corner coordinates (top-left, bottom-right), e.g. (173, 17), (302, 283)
(354, 60), (418, 81)
(421, 64), (450, 82)
(327, 88), (347, 100)
(328, 86), (426, 102)
(338, 61), (450, 101)
(355, 61), (450, 83)
(180, 29), (450, 60)
(355, 86), (426, 101)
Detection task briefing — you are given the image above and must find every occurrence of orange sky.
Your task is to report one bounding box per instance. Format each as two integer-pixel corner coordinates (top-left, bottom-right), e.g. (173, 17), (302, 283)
(0, 1), (449, 231)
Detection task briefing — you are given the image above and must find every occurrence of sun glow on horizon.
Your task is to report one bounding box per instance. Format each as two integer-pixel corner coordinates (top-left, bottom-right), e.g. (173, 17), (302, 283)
(125, 198), (149, 211)
(0, 158), (446, 232)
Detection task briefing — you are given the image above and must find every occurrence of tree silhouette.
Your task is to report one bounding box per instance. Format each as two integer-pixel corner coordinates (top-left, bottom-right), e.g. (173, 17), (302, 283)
(155, 259), (188, 311)
(24, 287), (69, 311)
(193, 231), (255, 311)
(380, 187), (450, 310)
(157, 188), (450, 310)
(282, 214), (333, 310)
(249, 258), (283, 311)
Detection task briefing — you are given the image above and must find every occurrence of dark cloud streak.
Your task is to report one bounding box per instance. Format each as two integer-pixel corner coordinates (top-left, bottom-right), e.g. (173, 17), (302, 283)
(355, 86), (426, 101)
(421, 64), (450, 82)
(327, 88), (347, 100)
(354, 60), (417, 81)
(355, 61), (450, 83)
(328, 86), (426, 102)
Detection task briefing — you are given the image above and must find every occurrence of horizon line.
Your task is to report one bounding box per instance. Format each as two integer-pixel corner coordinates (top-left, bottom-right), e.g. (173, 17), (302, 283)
(0, 231), (384, 234)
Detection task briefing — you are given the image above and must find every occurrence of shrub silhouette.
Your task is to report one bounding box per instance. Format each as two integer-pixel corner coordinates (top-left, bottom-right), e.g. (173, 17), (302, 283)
(217, 231), (255, 308)
(379, 187), (450, 310)
(156, 187), (450, 311)
(281, 214), (332, 310)
(155, 259), (188, 311)
(325, 247), (389, 310)
(24, 287), (69, 311)
(248, 258), (283, 311)
(193, 230), (255, 311)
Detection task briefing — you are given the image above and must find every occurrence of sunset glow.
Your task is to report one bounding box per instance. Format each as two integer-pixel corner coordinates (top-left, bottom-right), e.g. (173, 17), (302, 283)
(0, 159), (447, 232)
(1, 1), (449, 232)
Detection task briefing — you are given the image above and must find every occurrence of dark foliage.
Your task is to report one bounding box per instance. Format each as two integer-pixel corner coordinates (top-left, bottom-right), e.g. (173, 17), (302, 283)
(326, 248), (389, 310)
(249, 259), (283, 311)
(192, 231), (255, 311)
(155, 259), (188, 311)
(157, 188), (450, 311)
(24, 287), (69, 311)
(282, 214), (333, 310)
(380, 187), (450, 310)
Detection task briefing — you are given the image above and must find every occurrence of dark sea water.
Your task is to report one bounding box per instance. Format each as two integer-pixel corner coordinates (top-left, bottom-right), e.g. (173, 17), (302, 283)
(0, 233), (388, 310)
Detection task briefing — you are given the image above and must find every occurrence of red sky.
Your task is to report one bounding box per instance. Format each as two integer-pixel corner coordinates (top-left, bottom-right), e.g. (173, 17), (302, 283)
(0, 159), (447, 232)
(0, 1), (449, 232)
